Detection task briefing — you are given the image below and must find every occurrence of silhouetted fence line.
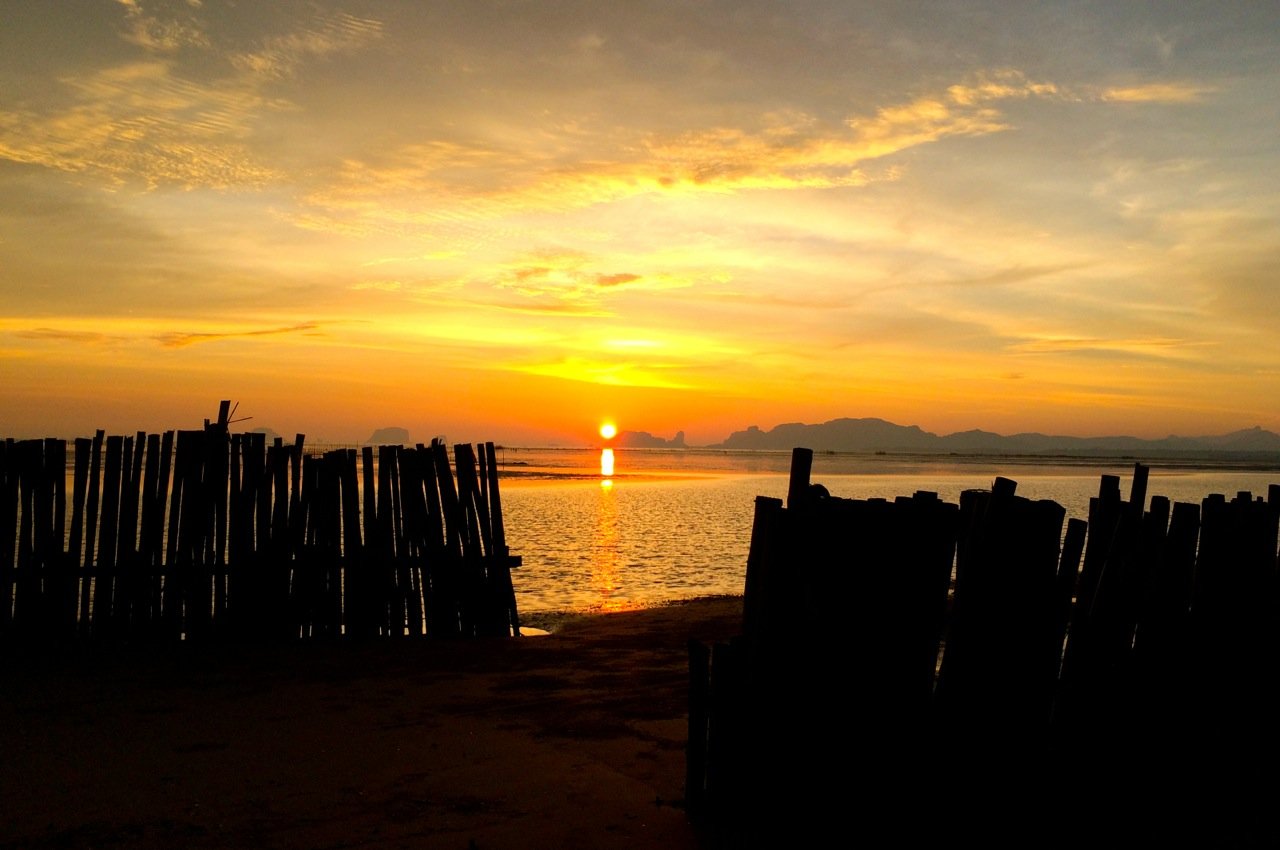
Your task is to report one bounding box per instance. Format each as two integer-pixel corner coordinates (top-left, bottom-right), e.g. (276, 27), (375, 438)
(690, 447), (1280, 844)
(1, 406), (520, 647)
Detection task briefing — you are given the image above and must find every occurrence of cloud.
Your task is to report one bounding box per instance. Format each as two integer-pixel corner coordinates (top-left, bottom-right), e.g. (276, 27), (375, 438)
(1100, 83), (1214, 103)
(155, 321), (323, 348)
(350, 280), (403, 292)
(510, 357), (696, 390)
(481, 252), (694, 305)
(291, 69), (1074, 236)
(0, 60), (278, 189)
(15, 327), (119, 345)
(115, 0), (209, 53)
(493, 254), (650, 301)
(0, 5), (383, 190)
(1007, 335), (1205, 365)
(947, 75), (1060, 105)
(944, 262), (1090, 287)
(463, 300), (615, 318)
(230, 10), (382, 80)
(1195, 249), (1280, 334)
(596, 273), (640, 287)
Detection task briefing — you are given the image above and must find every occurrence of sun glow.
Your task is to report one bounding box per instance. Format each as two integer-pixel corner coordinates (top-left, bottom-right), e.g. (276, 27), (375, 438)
(599, 422), (617, 440)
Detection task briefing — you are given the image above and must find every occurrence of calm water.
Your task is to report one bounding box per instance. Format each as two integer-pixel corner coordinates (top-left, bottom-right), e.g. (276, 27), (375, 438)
(498, 448), (1280, 615)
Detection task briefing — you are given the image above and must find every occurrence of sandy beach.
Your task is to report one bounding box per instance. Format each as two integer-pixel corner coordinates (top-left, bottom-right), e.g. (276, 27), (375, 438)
(1, 597), (743, 850)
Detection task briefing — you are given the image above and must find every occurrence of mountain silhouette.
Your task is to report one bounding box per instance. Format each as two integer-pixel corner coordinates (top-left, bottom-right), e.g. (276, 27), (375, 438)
(616, 429), (686, 448)
(709, 417), (1280, 457)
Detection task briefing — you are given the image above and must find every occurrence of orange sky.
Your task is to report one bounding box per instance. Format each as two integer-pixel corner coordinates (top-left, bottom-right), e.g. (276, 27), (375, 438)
(3, 2), (1279, 446)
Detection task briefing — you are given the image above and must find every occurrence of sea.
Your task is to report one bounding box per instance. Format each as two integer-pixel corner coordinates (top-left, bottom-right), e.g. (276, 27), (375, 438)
(496, 447), (1280, 617)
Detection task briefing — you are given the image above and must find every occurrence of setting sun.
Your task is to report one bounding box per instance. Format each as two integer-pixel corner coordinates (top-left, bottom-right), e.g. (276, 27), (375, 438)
(599, 423), (617, 440)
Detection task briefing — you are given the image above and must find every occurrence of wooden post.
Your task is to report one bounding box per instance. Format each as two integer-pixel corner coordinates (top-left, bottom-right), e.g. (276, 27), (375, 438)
(452, 444), (484, 559)
(228, 435), (248, 579)
(452, 443), (486, 635)
(786, 447), (813, 509)
(1129, 462), (1150, 512)
(95, 435), (123, 633)
(66, 437), (91, 633)
(433, 440), (463, 560)
(741, 496), (783, 643)
(290, 434), (305, 558)
(248, 432), (268, 583)
(419, 445), (445, 636)
(485, 441), (519, 636)
(376, 445), (400, 635)
(0, 440), (14, 636)
(1052, 516), (1089, 667)
(485, 442), (507, 555)
(137, 433), (161, 575)
(361, 445), (376, 561)
(270, 440), (290, 557)
(49, 440), (68, 628)
(80, 431), (104, 636)
(394, 448), (427, 637)
(459, 443), (493, 558)
(432, 439), (463, 636)
(295, 452), (320, 639)
(12, 441), (37, 635)
(122, 435), (141, 626)
(35, 439), (72, 638)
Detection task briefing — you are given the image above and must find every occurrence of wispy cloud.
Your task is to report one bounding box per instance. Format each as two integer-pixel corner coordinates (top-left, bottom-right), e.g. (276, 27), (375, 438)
(0, 5), (382, 190)
(115, 0), (209, 53)
(15, 327), (121, 345)
(1008, 335), (1205, 365)
(230, 10), (382, 80)
(155, 321), (323, 348)
(510, 357), (696, 390)
(1100, 82), (1215, 103)
(291, 70), (1074, 236)
(484, 252), (685, 303)
(944, 262), (1091, 287)
(0, 60), (281, 188)
(467, 300), (615, 318)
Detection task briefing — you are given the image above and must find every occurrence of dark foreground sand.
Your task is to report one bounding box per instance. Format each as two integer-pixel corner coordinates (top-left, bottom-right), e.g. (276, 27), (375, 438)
(0, 597), (743, 850)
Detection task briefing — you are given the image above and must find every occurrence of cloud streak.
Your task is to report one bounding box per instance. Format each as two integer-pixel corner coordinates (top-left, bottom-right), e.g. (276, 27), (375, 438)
(156, 321), (324, 348)
(1100, 83), (1215, 103)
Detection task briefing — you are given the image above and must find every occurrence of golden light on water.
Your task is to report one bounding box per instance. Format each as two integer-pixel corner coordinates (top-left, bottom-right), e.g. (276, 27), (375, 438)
(591, 477), (625, 611)
(600, 447), (615, 478)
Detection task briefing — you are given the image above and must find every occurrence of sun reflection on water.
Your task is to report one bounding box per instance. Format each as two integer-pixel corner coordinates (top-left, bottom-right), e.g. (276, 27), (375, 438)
(592, 474), (625, 611)
(600, 447), (615, 477)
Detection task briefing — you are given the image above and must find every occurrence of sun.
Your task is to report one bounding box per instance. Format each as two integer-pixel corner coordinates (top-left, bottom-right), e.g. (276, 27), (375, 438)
(599, 422), (617, 440)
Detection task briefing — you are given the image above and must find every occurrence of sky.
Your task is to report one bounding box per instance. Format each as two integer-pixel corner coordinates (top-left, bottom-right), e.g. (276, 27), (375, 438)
(2, 1), (1279, 447)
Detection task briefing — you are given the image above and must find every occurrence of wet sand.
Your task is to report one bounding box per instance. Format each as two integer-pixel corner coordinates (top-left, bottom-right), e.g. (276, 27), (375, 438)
(0, 597), (743, 850)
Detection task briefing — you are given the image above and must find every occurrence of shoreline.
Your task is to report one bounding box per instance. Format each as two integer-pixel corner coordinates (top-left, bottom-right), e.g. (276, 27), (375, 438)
(1, 596), (745, 850)
(518, 593), (743, 634)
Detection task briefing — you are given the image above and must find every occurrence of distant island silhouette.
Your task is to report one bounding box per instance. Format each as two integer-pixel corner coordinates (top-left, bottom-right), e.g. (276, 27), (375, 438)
(704, 417), (1280, 457)
(329, 419), (1279, 459)
(366, 426), (411, 445)
(615, 429), (687, 449)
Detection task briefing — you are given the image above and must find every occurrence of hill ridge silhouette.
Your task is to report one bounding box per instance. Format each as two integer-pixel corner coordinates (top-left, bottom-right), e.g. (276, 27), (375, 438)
(707, 416), (1280, 456)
